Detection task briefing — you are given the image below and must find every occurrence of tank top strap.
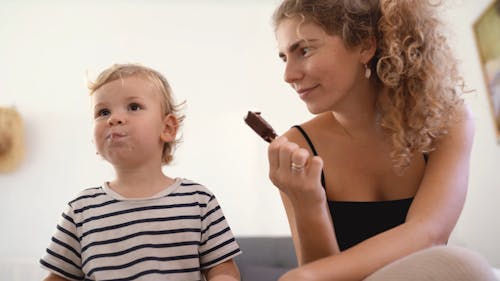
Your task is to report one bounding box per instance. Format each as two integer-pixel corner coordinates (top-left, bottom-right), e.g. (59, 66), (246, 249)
(292, 125), (326, 188)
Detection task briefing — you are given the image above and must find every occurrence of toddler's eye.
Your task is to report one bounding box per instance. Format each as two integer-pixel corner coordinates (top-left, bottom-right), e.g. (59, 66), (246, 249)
(129, 103), (142, 111)
(97, 108), (110, 117)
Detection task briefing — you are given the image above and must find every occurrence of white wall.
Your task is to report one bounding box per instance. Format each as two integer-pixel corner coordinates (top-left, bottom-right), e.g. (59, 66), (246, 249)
(441, 0), (500, 267)
(0, 0), (498, 275)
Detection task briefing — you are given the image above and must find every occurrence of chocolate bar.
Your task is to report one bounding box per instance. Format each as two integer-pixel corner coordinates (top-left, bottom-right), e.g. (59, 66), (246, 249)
(244, 111), (277, 143)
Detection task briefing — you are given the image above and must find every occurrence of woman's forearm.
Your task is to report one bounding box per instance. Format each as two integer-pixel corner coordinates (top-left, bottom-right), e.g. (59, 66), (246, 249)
(282, 220), (438, 281)
(281, 193), (340, 264)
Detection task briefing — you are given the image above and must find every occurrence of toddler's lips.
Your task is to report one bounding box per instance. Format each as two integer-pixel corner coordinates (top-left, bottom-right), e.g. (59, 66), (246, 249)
(106, 132), (127, 141)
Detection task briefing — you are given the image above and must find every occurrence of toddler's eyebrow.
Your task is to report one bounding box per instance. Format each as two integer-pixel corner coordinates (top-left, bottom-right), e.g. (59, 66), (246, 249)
(93, 102), (105, 110)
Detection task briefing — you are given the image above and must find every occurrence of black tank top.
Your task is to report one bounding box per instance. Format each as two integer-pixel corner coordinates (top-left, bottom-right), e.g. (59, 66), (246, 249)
(293, 125), (413, 251)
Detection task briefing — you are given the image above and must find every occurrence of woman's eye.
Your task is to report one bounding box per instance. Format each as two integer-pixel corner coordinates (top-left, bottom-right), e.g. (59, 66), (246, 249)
(129, 103), (142, 111)
(301, 47), (311, 56)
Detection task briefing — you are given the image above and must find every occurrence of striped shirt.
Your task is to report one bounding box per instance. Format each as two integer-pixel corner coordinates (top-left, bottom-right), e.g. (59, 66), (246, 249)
(40, 178), (241, 281)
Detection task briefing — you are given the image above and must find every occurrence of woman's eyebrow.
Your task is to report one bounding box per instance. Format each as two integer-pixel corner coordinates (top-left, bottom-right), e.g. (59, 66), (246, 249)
(278, 38), (320, 58)
(279, 39), (305, 58)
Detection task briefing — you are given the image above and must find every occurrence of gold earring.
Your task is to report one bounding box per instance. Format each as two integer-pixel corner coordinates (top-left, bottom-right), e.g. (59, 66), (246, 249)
(364, 64), (371, 79)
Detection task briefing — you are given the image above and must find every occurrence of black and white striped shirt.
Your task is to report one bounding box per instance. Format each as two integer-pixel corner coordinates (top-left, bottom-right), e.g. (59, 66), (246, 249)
(40, 178), (241, 281)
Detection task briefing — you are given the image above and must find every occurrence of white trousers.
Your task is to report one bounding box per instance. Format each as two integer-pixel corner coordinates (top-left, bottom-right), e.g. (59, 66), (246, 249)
(364, 246), (498, 281)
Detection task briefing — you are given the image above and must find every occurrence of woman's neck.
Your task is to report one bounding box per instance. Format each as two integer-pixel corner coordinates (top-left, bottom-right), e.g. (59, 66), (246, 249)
(331, 79), (381, 138)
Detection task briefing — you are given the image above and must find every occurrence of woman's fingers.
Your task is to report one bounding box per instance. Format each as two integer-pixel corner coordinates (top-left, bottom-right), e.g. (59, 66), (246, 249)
(269, 137), (311, 175)
(268, 136), (287, 171)
(268, 136), (313, 182)
(267, 137), (325, 204)
(279, 141), (300, 174)
(308, 156), (324, 183)
(291, 148), (309, 173)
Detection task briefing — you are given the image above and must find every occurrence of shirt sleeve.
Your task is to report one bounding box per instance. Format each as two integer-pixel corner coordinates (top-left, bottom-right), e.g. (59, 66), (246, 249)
(40, 203), (85, 281)
(198, 193), (242, 269)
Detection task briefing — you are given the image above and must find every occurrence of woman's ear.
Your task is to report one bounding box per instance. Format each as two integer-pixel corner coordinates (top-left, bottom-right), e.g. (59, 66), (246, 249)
(160, 114), (178, 143)
(360, 36), (377, 64)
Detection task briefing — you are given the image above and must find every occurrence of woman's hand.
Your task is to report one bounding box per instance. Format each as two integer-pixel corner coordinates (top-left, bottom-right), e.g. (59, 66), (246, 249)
(268, 136), (325, 206)
(269, 135), (340, 264)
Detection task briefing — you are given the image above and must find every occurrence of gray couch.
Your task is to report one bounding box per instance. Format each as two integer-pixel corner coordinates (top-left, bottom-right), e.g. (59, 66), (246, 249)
(234, 237), (297, 281)
(233, 237), (500, 281)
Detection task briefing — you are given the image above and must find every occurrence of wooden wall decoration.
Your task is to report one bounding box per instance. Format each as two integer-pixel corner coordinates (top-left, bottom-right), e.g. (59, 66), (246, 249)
(473, 0), (500, 141)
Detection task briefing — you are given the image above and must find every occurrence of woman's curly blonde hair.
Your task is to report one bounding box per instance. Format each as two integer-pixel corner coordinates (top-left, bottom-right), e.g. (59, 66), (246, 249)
(87, 63), (185, 165)
(273, 0), (465, 170)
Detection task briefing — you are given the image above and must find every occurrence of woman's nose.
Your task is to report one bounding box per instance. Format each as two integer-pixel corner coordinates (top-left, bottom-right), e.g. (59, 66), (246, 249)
(283, 60), (303, 84)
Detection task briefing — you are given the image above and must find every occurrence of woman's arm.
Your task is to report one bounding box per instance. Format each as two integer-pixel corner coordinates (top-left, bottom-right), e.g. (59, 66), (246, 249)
(203, 259), (240, 281)
(279, 189), (340, 265)
(277, 106), (475, 281)
(269, 130), (340, 264)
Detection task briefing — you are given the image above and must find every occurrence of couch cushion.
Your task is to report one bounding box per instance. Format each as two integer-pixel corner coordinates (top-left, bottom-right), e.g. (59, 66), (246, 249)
(235, 236), (297, 281)
(238, 264), (290, 281)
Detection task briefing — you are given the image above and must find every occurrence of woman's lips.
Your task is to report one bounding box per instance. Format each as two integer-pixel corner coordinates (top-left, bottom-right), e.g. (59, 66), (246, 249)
(296, 84), (319, 99)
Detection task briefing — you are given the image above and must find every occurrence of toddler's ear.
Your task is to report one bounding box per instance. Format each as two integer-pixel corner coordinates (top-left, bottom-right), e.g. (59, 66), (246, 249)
(161, 114), (178, 143)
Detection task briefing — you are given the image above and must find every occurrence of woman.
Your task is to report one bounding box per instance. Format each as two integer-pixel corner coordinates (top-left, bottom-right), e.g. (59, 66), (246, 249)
(267, 0), (497, 280)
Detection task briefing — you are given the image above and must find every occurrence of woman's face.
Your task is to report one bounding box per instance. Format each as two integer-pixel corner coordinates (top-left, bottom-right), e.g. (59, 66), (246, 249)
(276, 18), (366, 114)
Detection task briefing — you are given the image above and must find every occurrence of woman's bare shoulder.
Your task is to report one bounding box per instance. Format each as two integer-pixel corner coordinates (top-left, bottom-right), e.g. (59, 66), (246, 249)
(435, 103), (474, 148)
(282, 114), (328, 147)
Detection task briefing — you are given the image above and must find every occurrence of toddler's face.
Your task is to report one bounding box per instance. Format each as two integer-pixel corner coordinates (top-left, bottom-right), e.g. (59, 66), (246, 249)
(91, 76), (166, 167)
